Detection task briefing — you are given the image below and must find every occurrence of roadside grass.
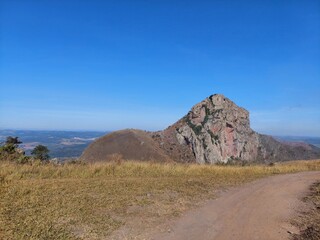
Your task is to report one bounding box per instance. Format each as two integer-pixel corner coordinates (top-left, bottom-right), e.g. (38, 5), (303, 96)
(1, 160), (319, 239)
(292, 181), (320, 240)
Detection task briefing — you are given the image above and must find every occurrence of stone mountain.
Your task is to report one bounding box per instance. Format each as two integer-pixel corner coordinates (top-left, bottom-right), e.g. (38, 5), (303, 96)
(81, 94), (320, 163)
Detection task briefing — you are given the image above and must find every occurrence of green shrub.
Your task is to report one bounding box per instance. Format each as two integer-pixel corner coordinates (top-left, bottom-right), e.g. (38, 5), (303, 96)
(185, 117), (203, 135)
(31, 145), (50, 161)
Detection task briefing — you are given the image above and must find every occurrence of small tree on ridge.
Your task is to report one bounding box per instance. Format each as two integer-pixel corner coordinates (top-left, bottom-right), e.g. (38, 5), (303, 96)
(31, 145), (50, 161)
(5, 136), (22, 146)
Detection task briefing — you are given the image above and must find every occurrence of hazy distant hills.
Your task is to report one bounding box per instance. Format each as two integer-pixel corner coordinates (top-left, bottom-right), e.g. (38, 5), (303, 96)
(275, 136), (320, 148)
(0, 128), (319, 159)
(0, 130), (107, 158)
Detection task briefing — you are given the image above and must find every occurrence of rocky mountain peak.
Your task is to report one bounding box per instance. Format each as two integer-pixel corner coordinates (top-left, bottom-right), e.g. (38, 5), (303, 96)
(185, 94), (251, 133)
(81, 94), (320, 164)
(167, 94), (257, 164)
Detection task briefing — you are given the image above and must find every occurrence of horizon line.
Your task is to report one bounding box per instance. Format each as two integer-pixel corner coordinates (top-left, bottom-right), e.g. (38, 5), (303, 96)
(0, 128), (319, 138)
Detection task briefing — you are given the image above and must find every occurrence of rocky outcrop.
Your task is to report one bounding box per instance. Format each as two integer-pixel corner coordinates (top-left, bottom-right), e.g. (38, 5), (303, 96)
(81, 94), (320, 163)
(155, 94), (260, 163)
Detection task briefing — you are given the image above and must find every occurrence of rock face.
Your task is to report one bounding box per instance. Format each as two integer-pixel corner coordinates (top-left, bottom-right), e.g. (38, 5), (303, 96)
(155, 94), (260, 163)
(81, 94), (320, 163)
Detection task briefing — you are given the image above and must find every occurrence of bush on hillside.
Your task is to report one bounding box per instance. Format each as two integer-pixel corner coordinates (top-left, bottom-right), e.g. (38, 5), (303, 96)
(31, 145), (50, 161)
(5, 136), (22, 145)
(0, 136), (50, 164)
(0, 136), (25, 162)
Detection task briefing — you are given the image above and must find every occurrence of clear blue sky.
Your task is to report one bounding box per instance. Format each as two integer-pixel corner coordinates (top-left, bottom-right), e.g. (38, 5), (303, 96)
(1, 0), (319, 136)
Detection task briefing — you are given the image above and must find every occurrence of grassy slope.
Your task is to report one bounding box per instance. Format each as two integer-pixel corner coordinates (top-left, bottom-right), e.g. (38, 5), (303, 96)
(1, 160), (320, 239)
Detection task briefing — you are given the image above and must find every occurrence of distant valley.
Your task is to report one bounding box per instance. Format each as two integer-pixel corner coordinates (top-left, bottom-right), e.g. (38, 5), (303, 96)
(0, 130), (107, 158)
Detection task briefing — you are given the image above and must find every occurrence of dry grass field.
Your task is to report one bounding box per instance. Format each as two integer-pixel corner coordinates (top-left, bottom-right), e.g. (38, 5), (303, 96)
(292, 181), (320, 240)
(1, 160), (320, 239)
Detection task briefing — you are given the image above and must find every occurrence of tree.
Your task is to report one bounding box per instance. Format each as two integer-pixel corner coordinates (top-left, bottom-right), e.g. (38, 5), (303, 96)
(0, 136), (24, 162)
(5, 136), (22, 146)
(31, 145), (50, 161)
(0, 136), (22, 154)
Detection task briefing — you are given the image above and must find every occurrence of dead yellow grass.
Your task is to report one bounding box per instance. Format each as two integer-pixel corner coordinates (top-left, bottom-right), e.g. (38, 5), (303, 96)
(292, 181), (320, 240)
(1, 160), (319, 239)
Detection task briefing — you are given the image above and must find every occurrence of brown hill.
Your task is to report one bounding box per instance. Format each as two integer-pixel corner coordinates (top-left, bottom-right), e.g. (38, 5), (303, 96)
(81, 129), (171, 163)
(80, 94), (320, 163)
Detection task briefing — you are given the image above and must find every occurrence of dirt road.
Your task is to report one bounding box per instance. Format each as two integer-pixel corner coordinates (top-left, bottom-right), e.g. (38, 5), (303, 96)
(153, 171), (320, 240)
